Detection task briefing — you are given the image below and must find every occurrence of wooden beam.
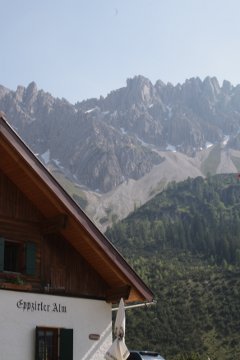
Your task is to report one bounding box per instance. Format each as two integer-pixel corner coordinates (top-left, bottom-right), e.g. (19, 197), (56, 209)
(41, 214), (68, 234)
(106, 285), (131, 303)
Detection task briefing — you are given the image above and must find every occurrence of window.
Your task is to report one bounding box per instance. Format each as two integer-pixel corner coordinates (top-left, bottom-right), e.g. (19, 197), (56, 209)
(0, 237), (36, 275)
(4, 240), (22, 272)
(36, 328), (58, 360)
(35, 327), (73, 360)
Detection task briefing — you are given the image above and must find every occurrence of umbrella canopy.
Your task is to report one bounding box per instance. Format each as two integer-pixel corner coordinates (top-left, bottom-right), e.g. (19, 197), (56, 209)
(105, 298), (130, 360)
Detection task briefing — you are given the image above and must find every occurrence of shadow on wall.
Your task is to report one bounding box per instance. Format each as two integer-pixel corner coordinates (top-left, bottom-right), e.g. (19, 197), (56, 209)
(82, 322), (112, 360)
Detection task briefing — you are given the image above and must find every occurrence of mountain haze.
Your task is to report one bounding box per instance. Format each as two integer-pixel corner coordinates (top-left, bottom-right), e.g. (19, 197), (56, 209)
(1, 76), (240, 229)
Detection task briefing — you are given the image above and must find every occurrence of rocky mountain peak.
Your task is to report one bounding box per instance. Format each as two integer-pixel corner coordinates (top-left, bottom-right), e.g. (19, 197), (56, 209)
(126, 75), (154, 105)
(15, 86), (25, 102)
(202, 76), (221, 101)
(2, 75), (240, 195)
(24, 81), (38, 105)
(155, 79), (166, 89)
(222, 79), (233, 93)
(0, 85), (10, 100)
(26, 81), (38, 95)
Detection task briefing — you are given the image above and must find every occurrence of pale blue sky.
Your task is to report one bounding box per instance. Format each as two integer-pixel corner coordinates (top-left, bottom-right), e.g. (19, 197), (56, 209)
(1, 0), (240, 103)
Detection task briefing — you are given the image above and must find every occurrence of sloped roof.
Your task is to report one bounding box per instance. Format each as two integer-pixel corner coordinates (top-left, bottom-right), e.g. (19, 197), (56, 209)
(0, 113), (153, 303)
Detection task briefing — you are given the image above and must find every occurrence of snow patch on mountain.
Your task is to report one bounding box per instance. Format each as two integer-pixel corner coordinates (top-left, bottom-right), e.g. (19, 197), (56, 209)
(222, 135), (230, 146)
(166, 144), (177, 152)
(41, 149), (50, 163)
(205, 142), (214, 149)
(85, 108), (96, 114)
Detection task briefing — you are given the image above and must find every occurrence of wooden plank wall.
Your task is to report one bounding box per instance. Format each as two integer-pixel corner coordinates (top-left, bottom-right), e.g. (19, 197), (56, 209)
(0, 170), (107, 298)
(43, 233), (107, 298)
(0, 171), (43, 288)
(0, 170), (44, 222)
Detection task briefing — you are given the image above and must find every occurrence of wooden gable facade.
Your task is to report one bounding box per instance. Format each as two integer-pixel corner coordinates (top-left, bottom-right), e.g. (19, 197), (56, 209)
(0, 113), (153, 304)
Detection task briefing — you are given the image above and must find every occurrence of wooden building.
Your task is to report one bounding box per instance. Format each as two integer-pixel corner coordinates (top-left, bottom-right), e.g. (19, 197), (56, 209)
(0, 113), (153, 360)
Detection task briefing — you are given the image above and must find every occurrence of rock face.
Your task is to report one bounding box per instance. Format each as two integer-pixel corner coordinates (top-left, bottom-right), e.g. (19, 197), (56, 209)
(1, 75), (240, 192)
(0, 80), (162, 192)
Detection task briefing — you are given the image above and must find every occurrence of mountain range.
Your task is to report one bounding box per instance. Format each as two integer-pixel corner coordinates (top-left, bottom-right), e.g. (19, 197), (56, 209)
(1, 75), (240, 229)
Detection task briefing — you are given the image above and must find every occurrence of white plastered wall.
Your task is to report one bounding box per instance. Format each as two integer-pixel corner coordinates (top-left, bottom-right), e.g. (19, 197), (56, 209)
(0, 290), (112, 360)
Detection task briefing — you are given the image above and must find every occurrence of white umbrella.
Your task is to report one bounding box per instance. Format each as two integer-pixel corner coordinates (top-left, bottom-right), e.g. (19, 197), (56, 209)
(105, 298), (130, 360)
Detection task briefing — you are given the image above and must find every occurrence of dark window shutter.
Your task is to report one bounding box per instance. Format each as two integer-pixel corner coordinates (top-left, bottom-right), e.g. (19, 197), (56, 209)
(26, 242), (36, 275)
(35, 327), (39, 360)
(0, 238), (5, 271)
(60, 328), (73, 360)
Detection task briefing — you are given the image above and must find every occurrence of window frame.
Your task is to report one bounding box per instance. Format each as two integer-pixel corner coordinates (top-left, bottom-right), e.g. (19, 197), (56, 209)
(35, 326), (73, 360)
(35, 327), (59, 360)
(0, 237), (36, 276)
(4, 239), (24, 273)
